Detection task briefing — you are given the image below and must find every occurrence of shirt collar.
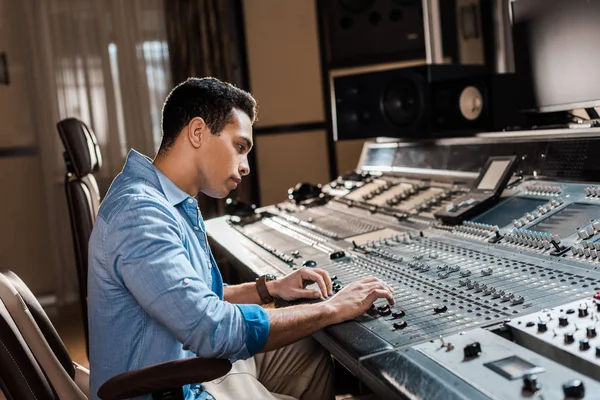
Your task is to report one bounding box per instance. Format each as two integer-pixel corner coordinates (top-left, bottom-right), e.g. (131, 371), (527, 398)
(123, 149), (194, 206)
(155, 167), (192, 206)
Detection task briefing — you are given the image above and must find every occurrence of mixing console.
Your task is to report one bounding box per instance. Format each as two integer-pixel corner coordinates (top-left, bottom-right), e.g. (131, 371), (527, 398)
(207, 134), (600, 399)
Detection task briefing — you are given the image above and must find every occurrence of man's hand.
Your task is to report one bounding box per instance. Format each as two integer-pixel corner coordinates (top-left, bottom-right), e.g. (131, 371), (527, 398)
(268, 267), (332, 301)
(261, 276), (396, 352)
(325, 277), (395, 324)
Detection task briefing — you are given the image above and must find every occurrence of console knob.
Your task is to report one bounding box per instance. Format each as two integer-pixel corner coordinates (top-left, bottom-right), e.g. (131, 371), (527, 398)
(376, 304), (391, 315)
(578, 229), (590, 239)
(434, 305), (448, 314)
(522, 374), (541, 393)
(587, 326), (597, 338)
(329, 251), (346, 260)
(564, 333), (575, 344)
(463, 342), (482, 358)
(379, 308), (392, 316)
(579, 306), (589, 318)
(393, 320), (407, 330)
(596, 345), (600, 357)
(562, 380), (585, 399)
(580, 338), (591, 351)
(537, 321), (548, 332)
(559, 315), (569, 327)
(392, 310), (405, 319)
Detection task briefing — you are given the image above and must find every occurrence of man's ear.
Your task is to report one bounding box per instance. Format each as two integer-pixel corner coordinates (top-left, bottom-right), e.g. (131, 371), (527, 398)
(187, 117), (209, 149)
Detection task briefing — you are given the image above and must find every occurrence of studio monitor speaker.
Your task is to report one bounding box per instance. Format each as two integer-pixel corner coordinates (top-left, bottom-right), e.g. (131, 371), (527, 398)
(318, 0), (473, 68)
(332, 65), (521, 140)
(320, 0), (426, 67)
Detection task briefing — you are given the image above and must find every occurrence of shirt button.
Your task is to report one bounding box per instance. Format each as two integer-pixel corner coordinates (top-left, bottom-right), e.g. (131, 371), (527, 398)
(183, 278), (190, 285)
(194, 226), (199, 231)
(187, 198), (194, 204)
(207, 396), (213, 400)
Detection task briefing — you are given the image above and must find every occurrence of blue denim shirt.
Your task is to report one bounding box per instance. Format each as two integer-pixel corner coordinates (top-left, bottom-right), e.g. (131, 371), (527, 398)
(88, 150), (270, 400)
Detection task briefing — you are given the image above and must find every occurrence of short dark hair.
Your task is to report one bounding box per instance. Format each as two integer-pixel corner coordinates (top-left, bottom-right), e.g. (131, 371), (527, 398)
(159, 77), (257, 153)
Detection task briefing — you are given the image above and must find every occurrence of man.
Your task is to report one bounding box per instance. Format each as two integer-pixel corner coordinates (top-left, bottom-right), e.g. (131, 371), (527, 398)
(88, 77), (394, 400)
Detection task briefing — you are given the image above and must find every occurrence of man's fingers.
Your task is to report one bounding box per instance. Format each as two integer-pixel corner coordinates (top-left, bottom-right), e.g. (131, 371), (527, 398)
(356, 276), (380, 285)
(294, 288), (323, 299)
(359, 279), (391, 293)
(301, 269), (329, 298)
(360, 280), (395, 304)
(384, 282), (395, 294)
(367, 288), (395, 305)
(312, 268), (333, 296)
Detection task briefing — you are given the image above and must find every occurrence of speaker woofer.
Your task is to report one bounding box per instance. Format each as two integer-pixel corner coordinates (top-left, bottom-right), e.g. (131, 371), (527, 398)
(382, 78), (422, 127)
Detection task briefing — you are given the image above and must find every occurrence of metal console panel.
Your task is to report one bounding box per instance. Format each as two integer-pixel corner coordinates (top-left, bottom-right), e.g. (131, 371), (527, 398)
(414, 328), (600, 399)
(508, 298), (600, 381)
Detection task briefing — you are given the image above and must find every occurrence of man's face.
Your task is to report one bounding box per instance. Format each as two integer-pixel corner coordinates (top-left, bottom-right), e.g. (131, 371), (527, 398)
(197, 108), (253, 198)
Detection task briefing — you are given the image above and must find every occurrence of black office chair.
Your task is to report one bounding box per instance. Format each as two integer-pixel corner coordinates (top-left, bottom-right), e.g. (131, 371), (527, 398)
(56, 117), (102, 355)
(0, 296), (56, 399)
(0, 269), (232, 400)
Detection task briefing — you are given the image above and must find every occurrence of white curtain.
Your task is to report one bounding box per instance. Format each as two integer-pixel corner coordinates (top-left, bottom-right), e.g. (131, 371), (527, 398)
(19, 0), (172, 304)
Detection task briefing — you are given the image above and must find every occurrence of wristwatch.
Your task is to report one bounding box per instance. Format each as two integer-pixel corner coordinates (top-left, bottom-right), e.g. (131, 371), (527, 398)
(256, 273), (277, 304)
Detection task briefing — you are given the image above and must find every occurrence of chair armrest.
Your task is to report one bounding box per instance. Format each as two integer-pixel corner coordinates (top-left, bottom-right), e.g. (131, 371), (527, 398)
(97, 357), (231, 400)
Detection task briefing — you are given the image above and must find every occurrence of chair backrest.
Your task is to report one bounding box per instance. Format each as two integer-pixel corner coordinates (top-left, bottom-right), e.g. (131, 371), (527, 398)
(0, 299), (56, 400)
(1, 270), (74, 378)
(56, 118), (103, 352)
(0, 270), (88, 400)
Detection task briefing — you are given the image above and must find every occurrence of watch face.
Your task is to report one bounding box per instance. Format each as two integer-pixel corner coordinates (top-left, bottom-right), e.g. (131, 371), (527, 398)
(459, 85), (484, 121)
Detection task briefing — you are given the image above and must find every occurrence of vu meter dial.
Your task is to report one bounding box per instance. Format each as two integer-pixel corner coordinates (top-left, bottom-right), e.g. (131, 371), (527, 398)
(459, 86), (484, 121)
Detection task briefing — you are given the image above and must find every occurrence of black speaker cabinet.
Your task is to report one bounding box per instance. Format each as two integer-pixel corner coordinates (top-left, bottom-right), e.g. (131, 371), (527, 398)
(332, 65), (522, 140)
(318, 0), (462, 68)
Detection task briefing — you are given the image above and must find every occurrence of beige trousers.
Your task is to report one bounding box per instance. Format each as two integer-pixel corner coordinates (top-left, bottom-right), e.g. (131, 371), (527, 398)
(203, 337), (335, 400)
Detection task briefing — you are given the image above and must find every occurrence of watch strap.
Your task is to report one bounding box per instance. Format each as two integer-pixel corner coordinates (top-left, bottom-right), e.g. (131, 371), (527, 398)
(256, 275), (274, 304)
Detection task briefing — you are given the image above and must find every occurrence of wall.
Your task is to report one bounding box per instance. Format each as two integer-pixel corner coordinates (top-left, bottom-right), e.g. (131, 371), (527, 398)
(242, 0), (367, 205)
(0, 0), (55, 296)
(242, 0), (327, 205)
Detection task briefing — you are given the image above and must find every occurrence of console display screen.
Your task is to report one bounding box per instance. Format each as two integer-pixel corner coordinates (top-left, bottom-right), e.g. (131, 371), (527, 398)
(531, 203), (600, 238)
(363, 146), (395, 168)
(474, 197), (547, 228)
(484, 356), (544, 380)
(477, 160), (511, 190)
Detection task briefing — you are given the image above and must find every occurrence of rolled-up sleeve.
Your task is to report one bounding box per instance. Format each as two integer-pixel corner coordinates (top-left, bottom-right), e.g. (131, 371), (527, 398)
(104, 196), (269, 361)
(236, 304), (270, 355)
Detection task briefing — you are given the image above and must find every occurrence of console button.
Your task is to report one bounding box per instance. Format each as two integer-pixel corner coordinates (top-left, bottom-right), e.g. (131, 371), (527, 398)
(463, 342), (482, 358)
(562, 380), (585, 399)
(522, 374), (541, 393)
(393, 320), (407, 330)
